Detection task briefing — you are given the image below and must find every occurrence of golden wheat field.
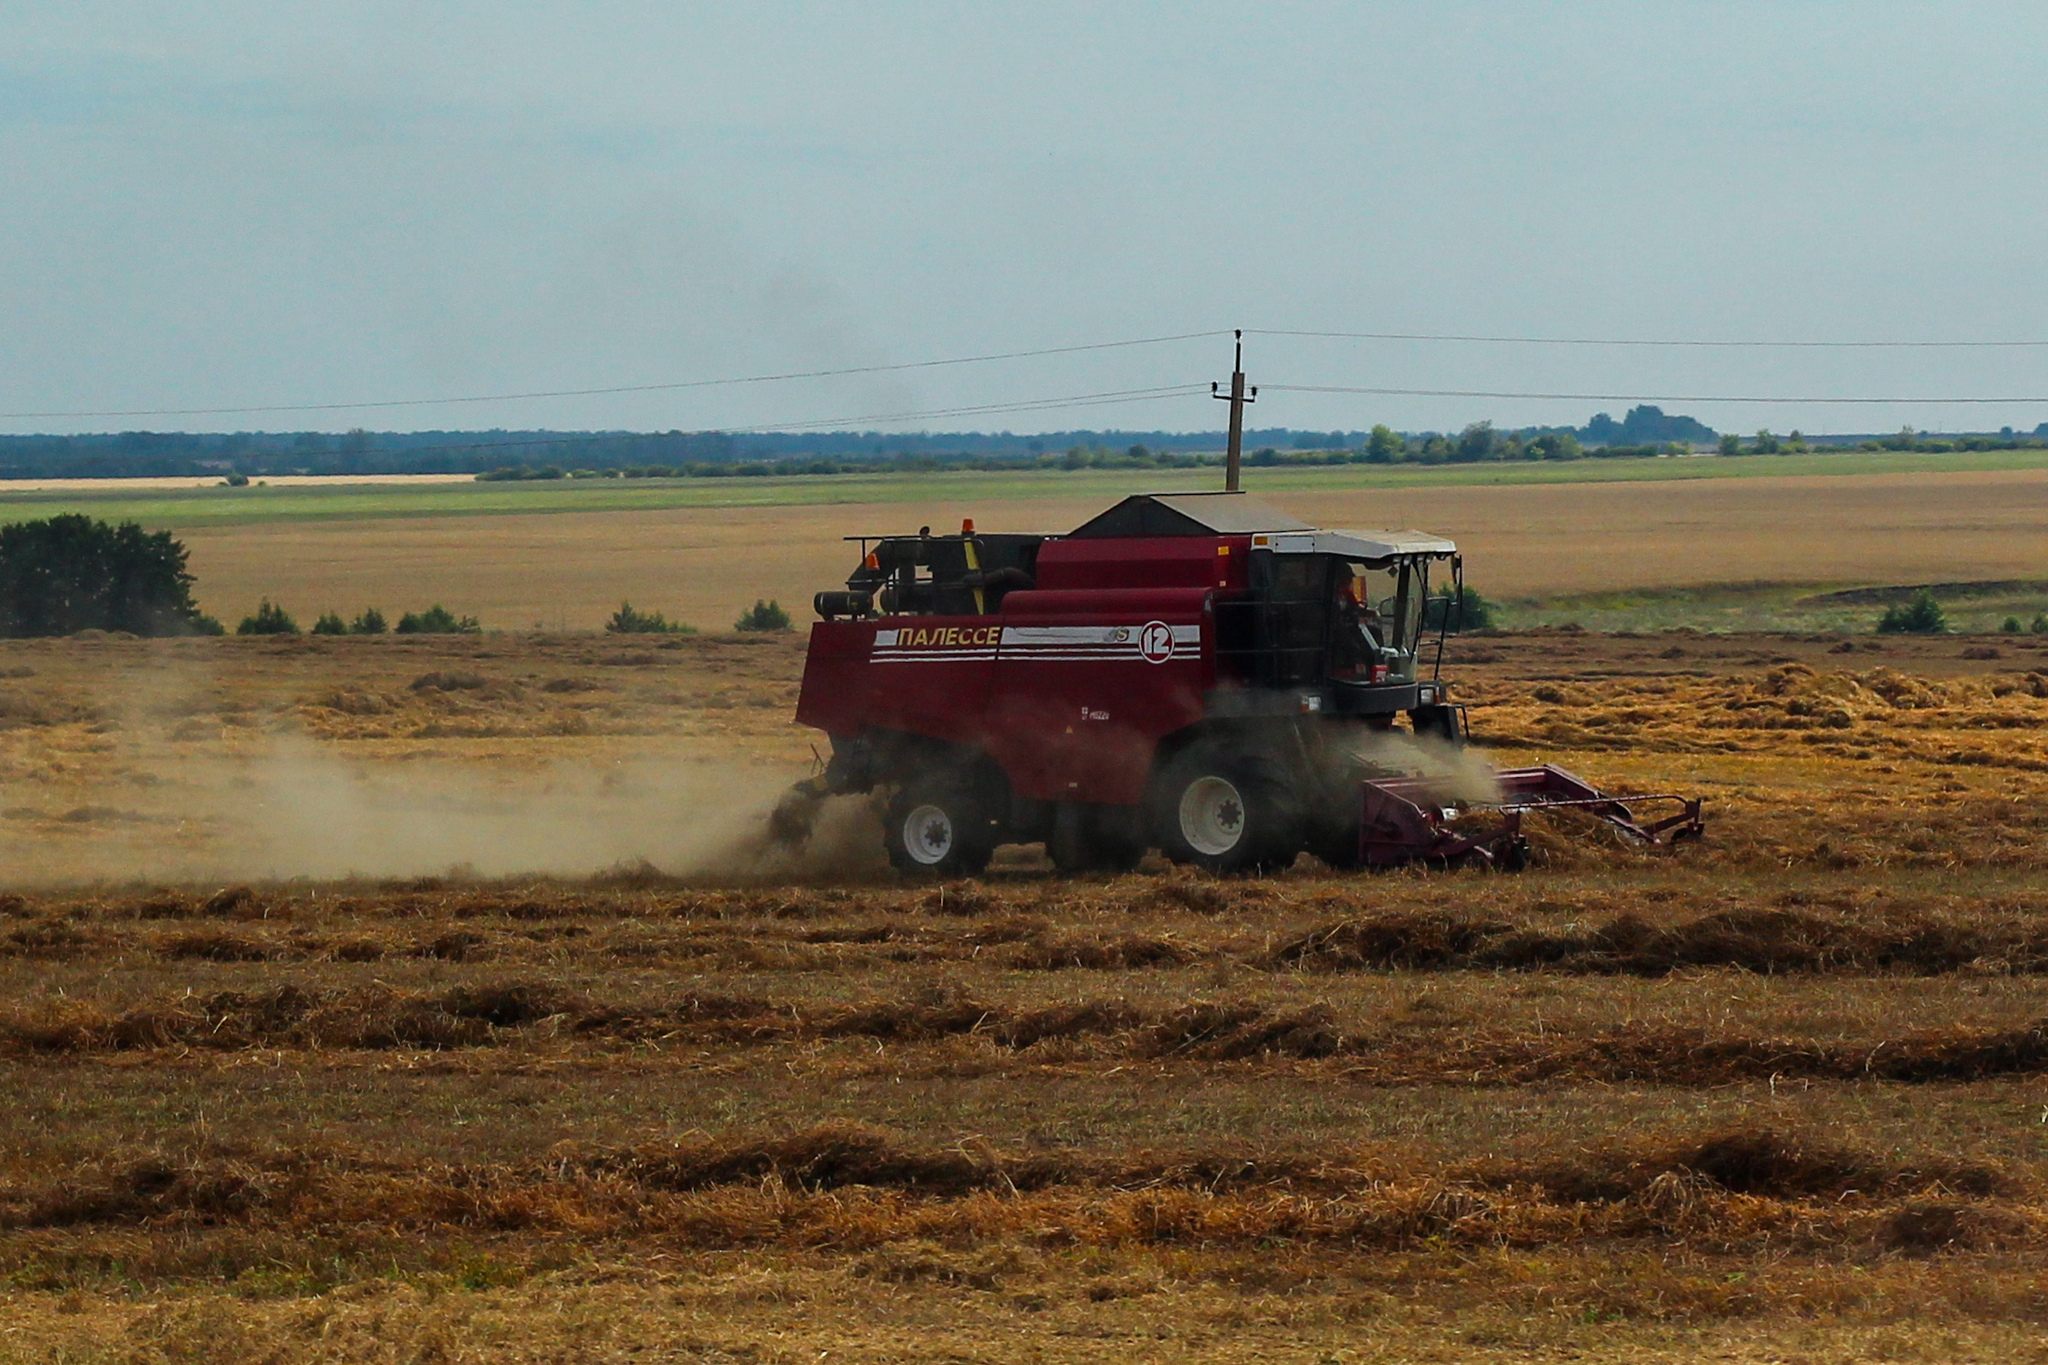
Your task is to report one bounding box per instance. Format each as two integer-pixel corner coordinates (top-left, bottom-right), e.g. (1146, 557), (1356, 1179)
(159, 463), (2048, 632)
(2, 625), (2048, 1361)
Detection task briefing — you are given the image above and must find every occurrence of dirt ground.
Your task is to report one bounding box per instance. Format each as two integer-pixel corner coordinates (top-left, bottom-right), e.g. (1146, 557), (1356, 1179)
(4, 627), (2048, 1361)
(168, 464), (2048, 631)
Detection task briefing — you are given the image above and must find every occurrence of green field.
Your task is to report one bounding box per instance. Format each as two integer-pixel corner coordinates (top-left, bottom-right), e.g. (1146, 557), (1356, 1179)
(1494, 581), (2048, 634)
(6, 446), (2048, 529)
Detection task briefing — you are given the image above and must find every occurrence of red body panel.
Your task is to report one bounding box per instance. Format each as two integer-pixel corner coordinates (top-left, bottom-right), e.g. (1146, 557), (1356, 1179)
(795, 618), (997, 747)
(794, 584), (1223, 806)
(1035, 535), (1250, 593)
(985, 587), (1214, 804)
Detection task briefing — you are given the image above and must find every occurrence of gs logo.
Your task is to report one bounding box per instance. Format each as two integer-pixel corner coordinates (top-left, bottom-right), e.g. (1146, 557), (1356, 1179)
(1138, 620), (1175, 664)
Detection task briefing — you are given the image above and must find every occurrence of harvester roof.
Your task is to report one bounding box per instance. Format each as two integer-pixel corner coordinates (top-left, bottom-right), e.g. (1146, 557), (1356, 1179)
(1064, 492), (1456, 562)
(1067, 492), (1313, 538)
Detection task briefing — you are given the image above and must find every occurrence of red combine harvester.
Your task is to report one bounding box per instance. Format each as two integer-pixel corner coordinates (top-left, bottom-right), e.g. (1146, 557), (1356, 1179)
(777, 491), (1701, 876)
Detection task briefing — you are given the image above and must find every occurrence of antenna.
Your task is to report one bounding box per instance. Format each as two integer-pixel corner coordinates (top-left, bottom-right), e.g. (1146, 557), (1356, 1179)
(1210, 329), (1257, 491)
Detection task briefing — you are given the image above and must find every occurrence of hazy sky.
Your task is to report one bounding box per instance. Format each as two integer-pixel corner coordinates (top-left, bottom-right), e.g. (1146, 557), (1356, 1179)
(4, 2), (2047, 437)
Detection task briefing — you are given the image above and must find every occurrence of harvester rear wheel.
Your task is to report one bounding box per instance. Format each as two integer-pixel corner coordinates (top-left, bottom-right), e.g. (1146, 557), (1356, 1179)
(884, 776), (996, 879)
(1150, 745), (1302, 875)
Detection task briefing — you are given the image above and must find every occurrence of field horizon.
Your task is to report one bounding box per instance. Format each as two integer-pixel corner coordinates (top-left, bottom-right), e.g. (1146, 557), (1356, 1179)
(6, 454), (2045, 633)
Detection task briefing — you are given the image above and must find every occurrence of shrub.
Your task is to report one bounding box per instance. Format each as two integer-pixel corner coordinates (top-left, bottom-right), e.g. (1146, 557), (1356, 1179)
(607, 601), (695, 635)
(2033, 613), (2048, 636)
(395, 605), (481, 635)
(1876, 590), (1947, 635)
(350, 607), (388, 635)
(734, 599), (794, 632)
(474, 465), (564, 482)
(236, 600), (299, 635)
(2002, 617), (2023, 634)
(0, 514), (214, 637)
(1423, 587), (1498, 632)
(311, 611), (348, 636)
(223, 472), (250, 487)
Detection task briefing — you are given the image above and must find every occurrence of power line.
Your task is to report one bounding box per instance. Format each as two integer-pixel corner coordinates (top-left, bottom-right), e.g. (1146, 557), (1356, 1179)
(1267, 383), (2048, 406)
(0, 331), (1230, 422)
(1251, 328), (2048, 349)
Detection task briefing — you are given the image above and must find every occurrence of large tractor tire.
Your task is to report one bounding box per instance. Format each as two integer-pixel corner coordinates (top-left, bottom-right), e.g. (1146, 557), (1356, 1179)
(884, 775), (997, 879)
(1150, 744), (1303, 875)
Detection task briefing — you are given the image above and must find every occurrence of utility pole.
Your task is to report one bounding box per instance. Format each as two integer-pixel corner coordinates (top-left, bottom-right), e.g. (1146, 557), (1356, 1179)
(1211, 329), (1256, 492)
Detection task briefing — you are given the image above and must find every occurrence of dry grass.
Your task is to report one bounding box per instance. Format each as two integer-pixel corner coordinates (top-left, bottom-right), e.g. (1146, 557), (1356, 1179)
(6, 630), (2048, 1358)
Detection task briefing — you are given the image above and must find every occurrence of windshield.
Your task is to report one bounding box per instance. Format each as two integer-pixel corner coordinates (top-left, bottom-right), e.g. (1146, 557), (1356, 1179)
(1332, 559), (1427, 678)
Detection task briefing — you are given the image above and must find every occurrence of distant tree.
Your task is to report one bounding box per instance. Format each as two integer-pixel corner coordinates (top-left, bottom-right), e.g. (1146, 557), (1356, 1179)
(1365, 424), (1404, 464)
(607, 601), (695, 635)
(1876, 590), (1946, 635)
(734, 599), (793, 632)
(1424, 586), (1498, 632)
(395, 605), (481, 634)
(350, 607), (388, 635)
(0, 514), (213, 637)
(1786, 430), (1809, 453)
(1613, 404), (1716, 446)
(311, 611), (348, 635)
(1752, 430), (1781, 455)
(1454, 422), (1498, 462)
(1580, 412), (1622, 445)
(237, 600), (299, 635)
(1247, 447), (1279, 467)
(1718, 433), (1744, 457)
(1526, 432), (1583, 461)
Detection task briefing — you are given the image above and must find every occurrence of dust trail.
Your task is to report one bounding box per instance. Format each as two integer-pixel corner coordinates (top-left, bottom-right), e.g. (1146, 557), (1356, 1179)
(2, 739), (888, 886)
(1353, 731), (1505, 805)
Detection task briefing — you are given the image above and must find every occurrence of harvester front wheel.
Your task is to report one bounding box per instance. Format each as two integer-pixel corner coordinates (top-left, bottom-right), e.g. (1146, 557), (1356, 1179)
(884, 777), (996, 879)
(1151, 746), (1302, 875)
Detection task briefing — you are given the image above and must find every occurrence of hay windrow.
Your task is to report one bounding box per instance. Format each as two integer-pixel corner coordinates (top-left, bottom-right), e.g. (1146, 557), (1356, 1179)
(0, 1125), (2027, 1266)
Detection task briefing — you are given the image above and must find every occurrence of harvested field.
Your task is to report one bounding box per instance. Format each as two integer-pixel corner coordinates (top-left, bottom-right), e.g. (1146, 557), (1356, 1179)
(3, 460), (2038, 631)
(6, 628), (2048, 1360)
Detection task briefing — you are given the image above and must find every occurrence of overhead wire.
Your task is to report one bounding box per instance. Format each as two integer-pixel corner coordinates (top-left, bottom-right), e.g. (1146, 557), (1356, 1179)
(8, 323), (2048, 432)
(1265, 383), (2048, 406)
(1249, 328), (2048, 349)
(0, 330), (1231, 422)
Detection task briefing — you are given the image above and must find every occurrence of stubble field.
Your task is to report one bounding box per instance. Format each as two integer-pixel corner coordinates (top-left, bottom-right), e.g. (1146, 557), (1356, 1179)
(4, 620), (2048, 1362)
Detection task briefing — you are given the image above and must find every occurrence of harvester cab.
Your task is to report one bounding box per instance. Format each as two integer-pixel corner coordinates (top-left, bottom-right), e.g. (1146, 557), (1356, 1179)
(1217, 524), (1462, 739)
(775, 491), (1702, 877)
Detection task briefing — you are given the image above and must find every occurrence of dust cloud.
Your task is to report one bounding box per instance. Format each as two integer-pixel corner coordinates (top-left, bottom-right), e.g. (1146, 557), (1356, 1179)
(1352, 730), (1506, 806)
(3, 740), (889, 886)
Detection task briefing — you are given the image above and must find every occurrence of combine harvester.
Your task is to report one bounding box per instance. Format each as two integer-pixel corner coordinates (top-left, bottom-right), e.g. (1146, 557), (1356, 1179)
(774, 490), (1701, 876)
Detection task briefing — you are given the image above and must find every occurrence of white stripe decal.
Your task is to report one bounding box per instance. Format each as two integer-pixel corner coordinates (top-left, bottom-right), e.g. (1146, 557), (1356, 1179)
(866, 622), (1202, 663)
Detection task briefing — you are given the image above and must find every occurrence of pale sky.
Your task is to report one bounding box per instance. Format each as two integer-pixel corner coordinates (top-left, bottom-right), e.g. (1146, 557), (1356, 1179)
(3, 2), (2046, 437)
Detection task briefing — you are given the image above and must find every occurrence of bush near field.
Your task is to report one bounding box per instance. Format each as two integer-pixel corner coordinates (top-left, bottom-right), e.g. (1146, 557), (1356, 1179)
(734, 599), (793, 632)
(0, 514), (220, 637)
(607, 602), (694, 635)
